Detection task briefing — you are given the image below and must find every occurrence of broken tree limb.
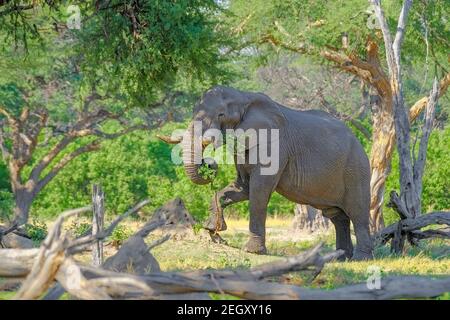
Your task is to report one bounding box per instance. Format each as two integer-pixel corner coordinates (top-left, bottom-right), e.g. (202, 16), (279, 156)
(91, 184), (105, 266)
(0, 248), (39, 277)
(375, 211), (450, 246)
(74, 265), (450, 300)
(249, 243), (342, 280)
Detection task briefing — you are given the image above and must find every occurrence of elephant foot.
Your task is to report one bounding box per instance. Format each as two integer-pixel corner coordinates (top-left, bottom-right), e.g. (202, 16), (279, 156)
(203, 214), (227, 232)
(352, 249), (374, 261)
(336, 253), (350, 262)
(208, 231), (227, 245)
(203, 201), (227, 232)
(243, 236), (267, 255)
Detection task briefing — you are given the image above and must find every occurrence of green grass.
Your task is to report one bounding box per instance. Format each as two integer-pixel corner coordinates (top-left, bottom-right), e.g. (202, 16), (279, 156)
(0, 291), (16, 300)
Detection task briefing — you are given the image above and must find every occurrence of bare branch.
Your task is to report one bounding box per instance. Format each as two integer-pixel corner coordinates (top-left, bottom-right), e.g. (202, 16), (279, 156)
(36, 140), (102, 192)
(0, 106), (16, 123)
(392, 0), (413, 71)
(147, 234), (171, 251)
(371, 0), (396, 76)
(68, 199), (152, 252)
(409, 72), (450, 121)
(375, 211), (450, 245)
(0, 4), (34, 17)
(91, 124), (148, 140)
(413, 78), (439, 195)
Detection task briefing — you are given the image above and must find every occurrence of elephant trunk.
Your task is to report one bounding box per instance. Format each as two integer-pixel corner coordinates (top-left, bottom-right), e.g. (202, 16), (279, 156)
(182, 122), (217, 185)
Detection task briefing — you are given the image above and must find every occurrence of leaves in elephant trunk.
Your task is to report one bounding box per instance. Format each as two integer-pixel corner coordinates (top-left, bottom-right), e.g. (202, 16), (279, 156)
(198, 158), (218, 182)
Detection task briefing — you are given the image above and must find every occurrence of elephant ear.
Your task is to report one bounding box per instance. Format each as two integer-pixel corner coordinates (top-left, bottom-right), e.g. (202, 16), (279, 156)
(234, 92), (286, 150)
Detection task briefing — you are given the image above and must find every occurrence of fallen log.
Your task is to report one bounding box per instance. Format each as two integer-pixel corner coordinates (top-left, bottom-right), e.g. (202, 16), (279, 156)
(2, 202), (449, 300)
(0, 248), (38, 277)
(74, 265), (450, 300)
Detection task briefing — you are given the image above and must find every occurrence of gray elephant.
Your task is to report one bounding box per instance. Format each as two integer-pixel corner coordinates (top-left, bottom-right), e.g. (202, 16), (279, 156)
(160, 86), (373, 260)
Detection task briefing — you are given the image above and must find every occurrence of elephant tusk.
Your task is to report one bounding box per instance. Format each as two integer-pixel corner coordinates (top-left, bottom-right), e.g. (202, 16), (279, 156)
(156, 134), (183, 144)
(202, 137), (213, 147)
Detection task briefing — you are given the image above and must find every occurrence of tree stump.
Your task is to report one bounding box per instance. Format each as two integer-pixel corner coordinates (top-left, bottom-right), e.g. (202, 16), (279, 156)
(91, 184), (105, 266)
(292, 204), (330, 233)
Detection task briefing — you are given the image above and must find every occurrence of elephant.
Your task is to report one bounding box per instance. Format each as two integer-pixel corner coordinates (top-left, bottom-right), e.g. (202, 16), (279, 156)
(159, 86), (373, 260)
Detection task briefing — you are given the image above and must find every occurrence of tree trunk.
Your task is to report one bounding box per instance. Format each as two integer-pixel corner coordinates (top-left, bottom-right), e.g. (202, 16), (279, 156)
(91, 184), (105, 266)
(292, 204), (330, 233)
(368, 96), (395, 233)
(13, 188), (34, 227)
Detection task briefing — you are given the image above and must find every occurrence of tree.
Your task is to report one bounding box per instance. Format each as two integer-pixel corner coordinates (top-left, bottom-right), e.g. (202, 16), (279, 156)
(0, 0), (231, 236)
(370, 0), (449, 253)
(226, 0), (449, 232)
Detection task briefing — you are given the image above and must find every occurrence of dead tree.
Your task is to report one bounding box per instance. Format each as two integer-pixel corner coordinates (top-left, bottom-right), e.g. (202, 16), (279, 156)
(91, 184), (105, 266)
(370, 0), (450, 252)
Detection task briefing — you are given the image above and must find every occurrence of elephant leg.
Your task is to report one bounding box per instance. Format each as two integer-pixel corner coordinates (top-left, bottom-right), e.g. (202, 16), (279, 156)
(203, 181), (249, 232)
(352, 223), (373, 260)
(348, 210), (373, 260)
(243, 174), (278, 255)
(344, 193), (373, 260)
(328, 210), (353, 261)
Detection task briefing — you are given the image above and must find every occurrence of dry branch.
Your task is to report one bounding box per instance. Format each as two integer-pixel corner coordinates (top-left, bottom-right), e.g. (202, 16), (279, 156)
(1, 202), (449, 300)
(375, 211), (450, 246)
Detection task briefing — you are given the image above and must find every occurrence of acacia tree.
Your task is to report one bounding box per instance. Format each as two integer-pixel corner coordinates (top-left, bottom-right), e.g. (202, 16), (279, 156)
(0, 0), (230, 235)
(226, 0), (449, 232)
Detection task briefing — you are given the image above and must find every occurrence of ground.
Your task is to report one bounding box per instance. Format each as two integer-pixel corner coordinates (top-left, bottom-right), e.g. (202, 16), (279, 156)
(0, 217), (449, 299)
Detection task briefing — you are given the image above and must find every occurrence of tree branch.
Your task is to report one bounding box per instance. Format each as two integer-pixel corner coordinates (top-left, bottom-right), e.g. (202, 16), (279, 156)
(0, 4), (34, 17)
(392, 0), (413, 72)
(413, 78), (439, 195)
(29, 109), (121, 182)
(371, 0), (396, 77)
(409, 72), (450, 121)
(36, 140), (102, 192)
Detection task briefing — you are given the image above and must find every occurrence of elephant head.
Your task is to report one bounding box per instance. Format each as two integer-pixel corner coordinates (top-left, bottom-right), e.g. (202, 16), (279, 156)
(158, 86), (285, 185)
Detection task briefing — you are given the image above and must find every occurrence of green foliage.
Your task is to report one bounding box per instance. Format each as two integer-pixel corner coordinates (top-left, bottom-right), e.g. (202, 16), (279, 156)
(384, 126), (450, 225)
(227, 0), (448, 69)
(109, 225), (133, 248)
(74, 0), (232, 105)
(25, 218), (48, 244)
(0, 190), (14, 223)
(347, 117), (372, 154)
(198, 165), (217, 182)
(68, 221), (91, 238)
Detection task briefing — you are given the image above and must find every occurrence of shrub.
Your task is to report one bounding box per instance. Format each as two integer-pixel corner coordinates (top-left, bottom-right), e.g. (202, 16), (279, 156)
(25, 218), (48, 244)
(69, 221), (92, 238)
(110, 225), (133, 248)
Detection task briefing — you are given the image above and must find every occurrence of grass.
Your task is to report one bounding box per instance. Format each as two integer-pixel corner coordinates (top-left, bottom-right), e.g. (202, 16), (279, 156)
(1, 217), (449, 299)
(0, 291), (15, 300)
